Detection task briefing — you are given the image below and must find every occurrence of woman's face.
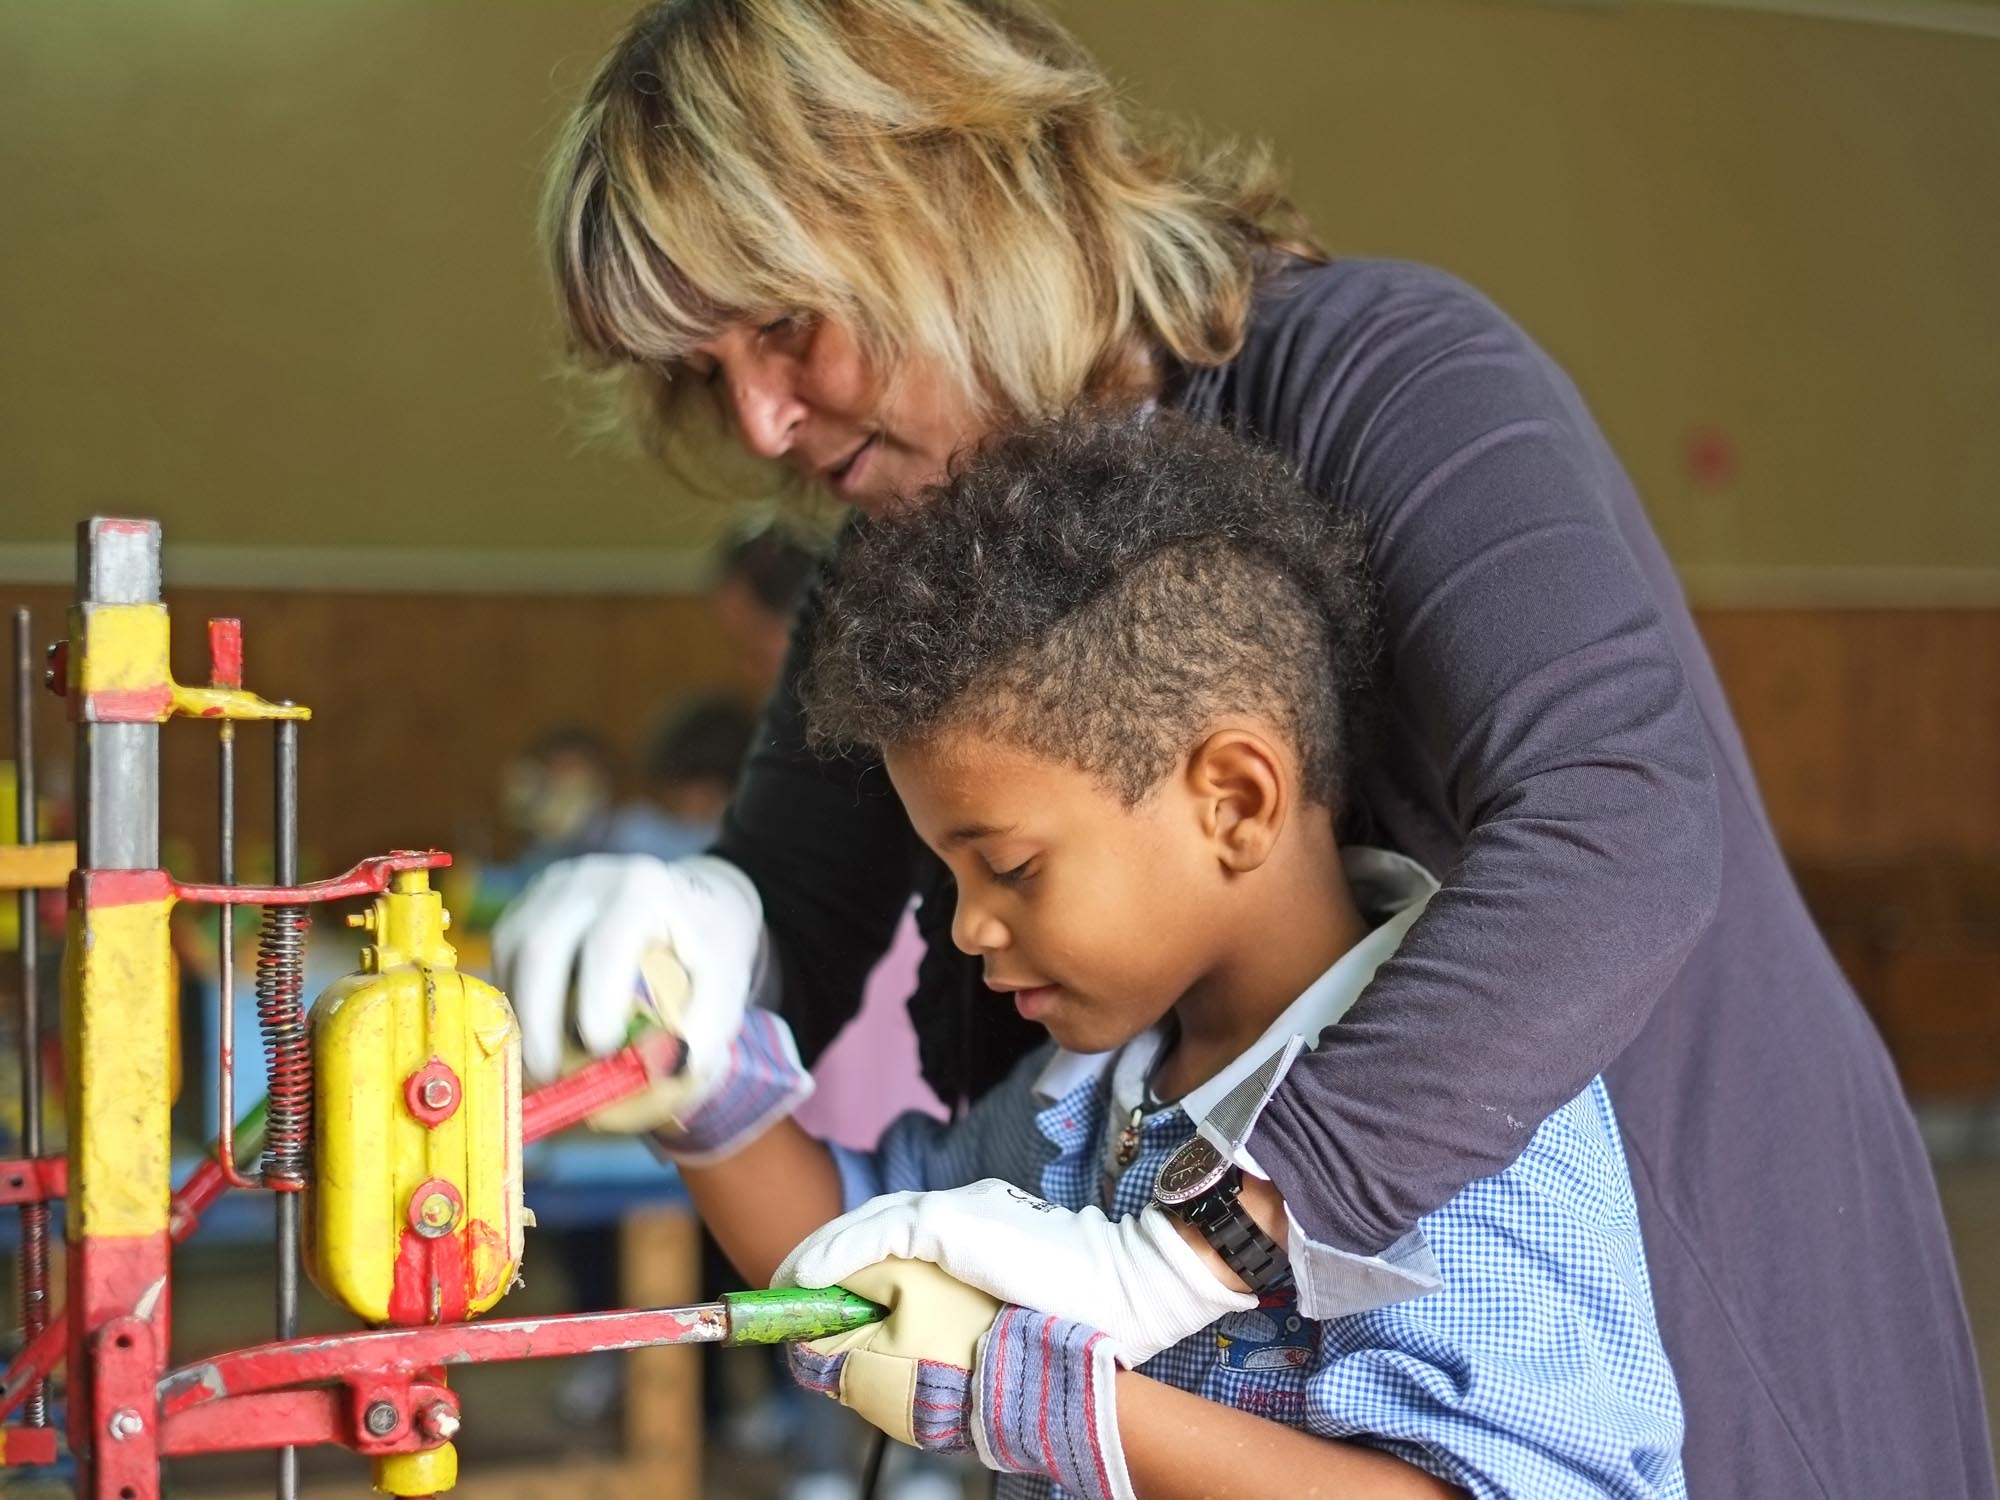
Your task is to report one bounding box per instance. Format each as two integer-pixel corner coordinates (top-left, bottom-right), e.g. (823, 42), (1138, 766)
(686, 315), (985, 514)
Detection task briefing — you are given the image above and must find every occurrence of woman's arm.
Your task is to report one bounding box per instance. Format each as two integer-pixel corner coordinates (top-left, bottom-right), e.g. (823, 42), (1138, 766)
(1213, 263), (1723, 1255)
(713, 576), (925, 1064)
(1117, 1373), (1462, 1500)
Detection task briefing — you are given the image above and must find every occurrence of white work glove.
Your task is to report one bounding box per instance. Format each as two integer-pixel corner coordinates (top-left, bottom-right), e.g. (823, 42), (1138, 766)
(492, 852), (765, 1088)
(773, 1178), (1254, 1367)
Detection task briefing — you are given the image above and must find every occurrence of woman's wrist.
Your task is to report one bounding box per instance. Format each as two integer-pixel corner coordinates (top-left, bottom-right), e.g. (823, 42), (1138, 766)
(1169, 1171), (1289, 1293)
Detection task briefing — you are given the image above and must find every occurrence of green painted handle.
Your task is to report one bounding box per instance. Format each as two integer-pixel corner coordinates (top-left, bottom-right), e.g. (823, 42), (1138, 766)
(722, 1287), (886, 1345)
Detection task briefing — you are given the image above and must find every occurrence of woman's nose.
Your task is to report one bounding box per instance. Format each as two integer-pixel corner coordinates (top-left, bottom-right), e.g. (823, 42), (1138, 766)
(720, 361), (805, 461)
(951, 890), (1009, 957)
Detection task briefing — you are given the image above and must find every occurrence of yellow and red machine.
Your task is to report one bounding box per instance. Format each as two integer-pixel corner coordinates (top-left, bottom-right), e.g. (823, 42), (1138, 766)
(0, 518), (875, 1499)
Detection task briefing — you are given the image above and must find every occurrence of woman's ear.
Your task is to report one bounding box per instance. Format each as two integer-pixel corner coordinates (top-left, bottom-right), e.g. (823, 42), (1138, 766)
(1184, 725), (1289, 874)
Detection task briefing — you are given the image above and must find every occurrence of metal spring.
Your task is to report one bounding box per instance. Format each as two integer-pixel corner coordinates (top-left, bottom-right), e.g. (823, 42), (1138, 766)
(17, 1200), (49, 1425)
(255, 905), (312, 1184)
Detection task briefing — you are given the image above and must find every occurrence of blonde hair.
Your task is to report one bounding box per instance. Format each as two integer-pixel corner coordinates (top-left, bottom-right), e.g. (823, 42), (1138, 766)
(543, 0), (1320, 463)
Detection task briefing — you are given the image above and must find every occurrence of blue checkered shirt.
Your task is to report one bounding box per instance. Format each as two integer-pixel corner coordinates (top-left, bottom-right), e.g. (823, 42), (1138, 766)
(835, 1051), (1685, 1500)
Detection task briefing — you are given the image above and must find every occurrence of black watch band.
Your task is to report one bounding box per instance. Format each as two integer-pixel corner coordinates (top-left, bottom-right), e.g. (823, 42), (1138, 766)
(1153, 1136), (1287, 1293)
(1185, 1185), (1286, 1293)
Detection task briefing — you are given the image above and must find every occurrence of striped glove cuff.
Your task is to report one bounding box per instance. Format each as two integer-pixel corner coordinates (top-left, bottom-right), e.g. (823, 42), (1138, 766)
(646, 1007), (813, 1165)
(972, 1306), (1135, 1500)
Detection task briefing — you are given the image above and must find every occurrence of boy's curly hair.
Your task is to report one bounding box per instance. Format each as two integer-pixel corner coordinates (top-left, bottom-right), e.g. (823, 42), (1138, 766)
(803, 411), (1380, 809)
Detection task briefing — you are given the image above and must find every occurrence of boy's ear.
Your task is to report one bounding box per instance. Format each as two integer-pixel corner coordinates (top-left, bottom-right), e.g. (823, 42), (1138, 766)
(1184, 726), (1288, 874)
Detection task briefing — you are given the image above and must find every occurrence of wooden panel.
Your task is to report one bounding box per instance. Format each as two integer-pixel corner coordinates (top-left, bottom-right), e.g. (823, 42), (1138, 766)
(6, 584), (760, 883)
(1694, 607), (2000, 865)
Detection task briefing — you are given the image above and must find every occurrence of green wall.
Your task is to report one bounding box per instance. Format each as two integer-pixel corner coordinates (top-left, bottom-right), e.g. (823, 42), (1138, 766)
(2, 1), (1995, 598)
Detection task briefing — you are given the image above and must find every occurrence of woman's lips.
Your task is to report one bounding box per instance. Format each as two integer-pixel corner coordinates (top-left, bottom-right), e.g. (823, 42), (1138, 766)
(828, 435), (877, 498)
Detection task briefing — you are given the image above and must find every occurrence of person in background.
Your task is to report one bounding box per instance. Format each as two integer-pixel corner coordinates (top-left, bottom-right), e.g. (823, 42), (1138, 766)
(713, 525), (821, 689)
(608, 694), (759, 863)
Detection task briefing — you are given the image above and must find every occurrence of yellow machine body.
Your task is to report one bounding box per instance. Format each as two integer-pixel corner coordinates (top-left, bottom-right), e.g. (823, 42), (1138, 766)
(304, 870), (523, 1326)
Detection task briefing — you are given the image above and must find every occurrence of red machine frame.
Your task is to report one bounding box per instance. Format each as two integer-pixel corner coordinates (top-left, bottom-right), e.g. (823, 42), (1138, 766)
(0, 519), (818, 1498)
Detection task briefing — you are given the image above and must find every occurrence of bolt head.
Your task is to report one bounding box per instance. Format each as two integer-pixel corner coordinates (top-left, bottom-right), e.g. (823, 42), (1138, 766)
(417, 1401), (461, 1442)
(364, 1400), (400, 1437)
(418, 1192), (458, 1233)
(421, 1077), (454, 1109)
(107, 1408), (145, 1441)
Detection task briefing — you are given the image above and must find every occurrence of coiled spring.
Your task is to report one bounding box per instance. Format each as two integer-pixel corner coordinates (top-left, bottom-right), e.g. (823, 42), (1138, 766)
(255, 905), (312, 1185)
(17, 1199), (49, 1424)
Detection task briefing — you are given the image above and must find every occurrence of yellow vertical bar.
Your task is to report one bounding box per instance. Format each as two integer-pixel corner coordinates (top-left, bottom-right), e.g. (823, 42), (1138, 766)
(64, 885), (175, 1238)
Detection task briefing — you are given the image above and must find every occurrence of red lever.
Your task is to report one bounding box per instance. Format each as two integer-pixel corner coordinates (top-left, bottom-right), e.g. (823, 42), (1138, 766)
(521, 1031), (687, 1144)
(173, 849), (453, 906)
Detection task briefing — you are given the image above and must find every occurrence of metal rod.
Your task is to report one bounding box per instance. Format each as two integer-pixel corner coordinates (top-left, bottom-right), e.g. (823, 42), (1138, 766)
(13, 607), (48, 1427)
(212, 721), (257, 1190)
(273, 713), (301, 1500)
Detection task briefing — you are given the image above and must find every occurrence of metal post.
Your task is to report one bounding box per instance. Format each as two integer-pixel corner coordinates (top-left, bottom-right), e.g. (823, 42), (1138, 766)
(67, 517), (171, 1497)
(273, 714), (301, 1500)
(74, 525), (160, 871)
(13, 607), (49, 1427)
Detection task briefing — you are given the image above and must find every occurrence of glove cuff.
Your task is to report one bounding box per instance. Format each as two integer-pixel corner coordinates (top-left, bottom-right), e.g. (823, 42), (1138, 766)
(972, 1307), (1135, 1500)
(647, 1008), (813, 1165)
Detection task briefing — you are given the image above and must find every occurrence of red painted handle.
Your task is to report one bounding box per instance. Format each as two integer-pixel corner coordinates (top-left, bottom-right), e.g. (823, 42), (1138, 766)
(172, 849), (452, 906)
(520, 1030), (687, 1144)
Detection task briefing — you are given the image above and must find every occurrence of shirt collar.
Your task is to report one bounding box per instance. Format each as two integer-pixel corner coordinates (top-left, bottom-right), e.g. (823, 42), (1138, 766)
(1031, 846), (1439, 1105)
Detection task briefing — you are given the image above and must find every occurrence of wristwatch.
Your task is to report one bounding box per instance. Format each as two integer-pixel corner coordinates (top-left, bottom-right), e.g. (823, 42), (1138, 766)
(1153, 1135), (1286, 1293)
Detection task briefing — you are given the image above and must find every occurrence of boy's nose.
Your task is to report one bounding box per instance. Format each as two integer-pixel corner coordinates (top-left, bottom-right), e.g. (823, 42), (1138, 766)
(950, 893), (1009, 957)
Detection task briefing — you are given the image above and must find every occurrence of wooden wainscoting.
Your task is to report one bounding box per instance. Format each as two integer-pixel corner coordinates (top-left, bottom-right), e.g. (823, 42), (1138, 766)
(6, 584), (1995, 1098)
(1697, 607), (2000, 1099)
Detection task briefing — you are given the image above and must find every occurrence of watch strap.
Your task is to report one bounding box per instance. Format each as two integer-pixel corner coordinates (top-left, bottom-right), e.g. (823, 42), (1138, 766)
(1185, 1178), (1286, 1293)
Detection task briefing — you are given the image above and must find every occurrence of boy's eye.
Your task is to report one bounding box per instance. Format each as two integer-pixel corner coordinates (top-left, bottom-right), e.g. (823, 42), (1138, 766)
(990, 859), (1035, 888)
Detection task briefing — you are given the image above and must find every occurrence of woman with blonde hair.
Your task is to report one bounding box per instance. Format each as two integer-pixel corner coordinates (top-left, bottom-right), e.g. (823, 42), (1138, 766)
(498, 4), (1994, 1498)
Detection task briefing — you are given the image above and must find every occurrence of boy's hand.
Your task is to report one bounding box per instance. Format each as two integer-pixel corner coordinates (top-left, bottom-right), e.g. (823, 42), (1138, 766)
(773, 1178), (1253, 1365)
(792, 1258), (1136, 1500)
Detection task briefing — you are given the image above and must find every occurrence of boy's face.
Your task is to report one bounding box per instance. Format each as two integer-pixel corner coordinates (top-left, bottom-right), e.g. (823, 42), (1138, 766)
(887, 729), (1227, 1056)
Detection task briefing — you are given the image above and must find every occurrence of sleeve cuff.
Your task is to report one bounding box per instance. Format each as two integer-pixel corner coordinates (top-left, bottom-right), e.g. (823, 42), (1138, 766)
(1285, 1210), (1443, 1320)
(1193, 1035), (1305, 1168)
(1192, 1035), (1441, 1319)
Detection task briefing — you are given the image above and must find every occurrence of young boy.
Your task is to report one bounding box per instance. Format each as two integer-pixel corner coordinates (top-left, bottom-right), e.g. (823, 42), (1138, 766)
(640, 414), (1685, 1500)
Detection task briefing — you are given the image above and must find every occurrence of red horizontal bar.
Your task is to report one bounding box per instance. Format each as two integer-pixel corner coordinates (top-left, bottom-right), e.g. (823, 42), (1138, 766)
(160, 1304), (727, 1415)
(163, 1388), (346, 1456)
(172, 849), (452, 906)
(0, 1155), (66, 1206)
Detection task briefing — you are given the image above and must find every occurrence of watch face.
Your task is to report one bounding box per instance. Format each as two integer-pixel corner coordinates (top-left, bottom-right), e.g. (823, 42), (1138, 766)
(1154, 1135), (1229, 1207)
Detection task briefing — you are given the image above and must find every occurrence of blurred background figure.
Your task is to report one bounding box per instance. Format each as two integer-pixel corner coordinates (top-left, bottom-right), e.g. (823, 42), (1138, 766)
(613, 694), (759, 863)
(713, 526), (821, 691)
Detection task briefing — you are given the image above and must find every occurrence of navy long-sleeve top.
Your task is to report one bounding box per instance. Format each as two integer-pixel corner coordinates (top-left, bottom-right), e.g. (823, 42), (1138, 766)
(717, 258), (1994, 1500)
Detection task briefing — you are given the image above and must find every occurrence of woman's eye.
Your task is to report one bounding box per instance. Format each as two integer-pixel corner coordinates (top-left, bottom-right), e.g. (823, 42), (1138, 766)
(758, 312), (809, 341)
(991, 860), (1035, 888)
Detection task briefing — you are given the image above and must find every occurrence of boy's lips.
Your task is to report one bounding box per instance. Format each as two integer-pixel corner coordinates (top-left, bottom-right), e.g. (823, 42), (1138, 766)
(987, 977), (1060, 1021)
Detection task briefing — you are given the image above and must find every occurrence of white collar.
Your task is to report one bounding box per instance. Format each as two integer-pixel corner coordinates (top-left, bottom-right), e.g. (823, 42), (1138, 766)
(1031, 846), (1438, 1105)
